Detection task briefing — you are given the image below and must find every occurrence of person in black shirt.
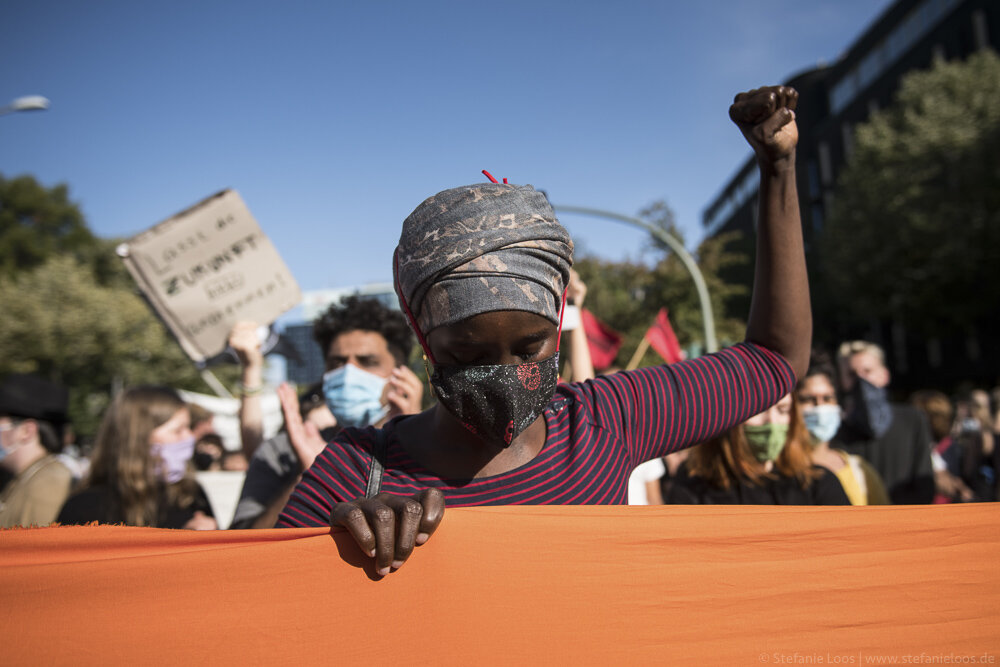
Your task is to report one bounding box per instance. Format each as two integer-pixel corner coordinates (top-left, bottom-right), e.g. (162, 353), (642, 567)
(833, 341), (934, 504)
(58, 386), (215, 529)
(666, 393), (849, 505)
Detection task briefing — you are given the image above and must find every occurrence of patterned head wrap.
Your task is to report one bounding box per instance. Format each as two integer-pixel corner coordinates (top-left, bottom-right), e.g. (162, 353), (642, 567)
(394, 183), (574, 337)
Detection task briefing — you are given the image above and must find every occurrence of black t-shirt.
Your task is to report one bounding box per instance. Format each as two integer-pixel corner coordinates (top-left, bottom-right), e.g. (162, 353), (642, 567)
(664, 463), (850, 505)
(57, 481), (214, 528)
(835, 404), (934, 504)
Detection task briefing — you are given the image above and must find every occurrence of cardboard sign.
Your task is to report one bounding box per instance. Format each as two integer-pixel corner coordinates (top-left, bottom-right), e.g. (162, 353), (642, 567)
(118, 190), (301, 364)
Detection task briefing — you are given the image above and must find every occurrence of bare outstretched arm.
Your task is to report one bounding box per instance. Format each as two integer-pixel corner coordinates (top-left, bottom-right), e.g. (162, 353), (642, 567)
(732, 86), (811, 378)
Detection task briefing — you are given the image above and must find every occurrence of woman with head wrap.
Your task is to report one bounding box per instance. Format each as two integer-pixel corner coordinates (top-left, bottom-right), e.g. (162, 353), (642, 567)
(276, 85), (812, 578)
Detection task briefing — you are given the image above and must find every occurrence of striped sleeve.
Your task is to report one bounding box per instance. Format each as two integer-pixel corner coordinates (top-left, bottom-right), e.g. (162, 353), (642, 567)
(585, 341), (795, 467)
(276, 429), (374, 528)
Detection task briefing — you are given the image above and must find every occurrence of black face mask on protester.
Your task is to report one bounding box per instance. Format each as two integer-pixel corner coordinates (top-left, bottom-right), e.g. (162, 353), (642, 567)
(192, 452), (216, 471)
(430, 352), (560, 447)
(842, 377), (893, 440)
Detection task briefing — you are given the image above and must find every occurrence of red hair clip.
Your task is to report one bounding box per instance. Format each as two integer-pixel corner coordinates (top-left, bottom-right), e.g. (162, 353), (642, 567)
(482, 170), (509, 185)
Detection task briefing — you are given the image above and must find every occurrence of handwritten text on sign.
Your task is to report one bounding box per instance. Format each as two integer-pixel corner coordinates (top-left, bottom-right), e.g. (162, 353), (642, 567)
(118, 190), (301, 364)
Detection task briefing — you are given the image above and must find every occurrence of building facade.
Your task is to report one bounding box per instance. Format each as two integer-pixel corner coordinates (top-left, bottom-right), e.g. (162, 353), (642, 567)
(702, 0), (998, 391)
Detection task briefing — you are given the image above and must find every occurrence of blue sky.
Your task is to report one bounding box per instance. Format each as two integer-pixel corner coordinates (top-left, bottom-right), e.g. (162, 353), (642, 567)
(2, 0), (893, 301)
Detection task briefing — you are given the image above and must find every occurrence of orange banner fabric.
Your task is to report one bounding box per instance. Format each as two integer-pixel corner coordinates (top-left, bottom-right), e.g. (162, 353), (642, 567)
(2, 505), (998, 665)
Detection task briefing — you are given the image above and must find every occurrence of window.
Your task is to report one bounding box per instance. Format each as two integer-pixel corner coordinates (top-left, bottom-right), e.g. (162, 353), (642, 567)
(830, 73), (857, 114)
(841, 123), (855, 161)
(828, 0), (962, 113)
(966, 332), (981, 361)
(927, 338), (942, 369)
(807, 160), (821, 199)
(859, 47), (883, 89)
(810, 203), (825, 233)
(818, 142), (833, 186)
(973, 10), (990, 51)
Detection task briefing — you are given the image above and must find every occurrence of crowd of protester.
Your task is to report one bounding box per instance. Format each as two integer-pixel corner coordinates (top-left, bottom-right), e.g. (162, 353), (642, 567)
(3, 333), (995, 531)
(0, 86), (996, 579)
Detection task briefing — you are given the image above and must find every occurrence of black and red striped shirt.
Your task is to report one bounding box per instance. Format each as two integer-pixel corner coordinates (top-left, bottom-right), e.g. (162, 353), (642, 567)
(278, 342), (794, 526)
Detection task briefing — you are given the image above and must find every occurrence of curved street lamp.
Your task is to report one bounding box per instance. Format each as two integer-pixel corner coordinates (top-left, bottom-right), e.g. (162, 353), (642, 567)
(553, 204), (718, 354)
(0, 95), (50, 116)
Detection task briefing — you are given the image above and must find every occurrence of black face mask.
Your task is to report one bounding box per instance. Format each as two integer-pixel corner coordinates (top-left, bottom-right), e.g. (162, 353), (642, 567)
(192, 452), (216, 471)
(430, 352), (559, 447)
(843, 377), (893, 439)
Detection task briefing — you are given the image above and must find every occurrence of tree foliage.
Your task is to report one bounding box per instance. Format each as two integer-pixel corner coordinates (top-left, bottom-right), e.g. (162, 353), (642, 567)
(0, 255), (209, 436)
(574, 200), (749, 369)
(0, 175), (96, 278)
(0, 174), (222, 437)
(821, 50), (1000, 335)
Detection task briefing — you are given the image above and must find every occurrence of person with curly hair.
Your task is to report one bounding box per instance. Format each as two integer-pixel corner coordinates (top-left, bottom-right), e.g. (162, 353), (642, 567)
(229, 296), (423, 529)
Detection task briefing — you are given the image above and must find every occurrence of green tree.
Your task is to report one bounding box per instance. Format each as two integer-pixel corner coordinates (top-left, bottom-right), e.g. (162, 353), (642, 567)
(574, 200), (749, 369)
(648, 229), (749, 348)
(0, 174), (101, 279)
(0, 255), (209, 436)
(0, 174), (234, 437)
(821, 50), (1000, 336)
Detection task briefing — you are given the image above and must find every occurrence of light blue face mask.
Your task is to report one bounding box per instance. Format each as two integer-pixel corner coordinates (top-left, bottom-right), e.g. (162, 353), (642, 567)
(0, 422), (22, 462)
(803, 404), (842, 444)
(322, 364), (389, 429)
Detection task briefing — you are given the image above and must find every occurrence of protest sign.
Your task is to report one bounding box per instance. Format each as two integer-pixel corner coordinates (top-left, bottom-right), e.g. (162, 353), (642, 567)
(117, 190), (301, 364)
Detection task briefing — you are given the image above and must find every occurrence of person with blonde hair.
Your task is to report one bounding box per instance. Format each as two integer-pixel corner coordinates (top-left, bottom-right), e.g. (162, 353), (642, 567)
(835, 340), (934, 503)
(58, 386), (216, 529)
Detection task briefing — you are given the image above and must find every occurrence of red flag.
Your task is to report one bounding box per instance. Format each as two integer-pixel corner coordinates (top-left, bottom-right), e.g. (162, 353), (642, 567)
(645, 308), (685, 364)
(580, 308), (623, 371)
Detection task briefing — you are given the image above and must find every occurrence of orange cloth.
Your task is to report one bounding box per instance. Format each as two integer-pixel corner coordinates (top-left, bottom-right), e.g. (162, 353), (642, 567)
(2, 505), (998, 665)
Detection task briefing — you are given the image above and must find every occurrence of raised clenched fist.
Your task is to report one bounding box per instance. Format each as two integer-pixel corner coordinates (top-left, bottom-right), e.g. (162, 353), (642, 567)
(730, 85), (799, 166)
